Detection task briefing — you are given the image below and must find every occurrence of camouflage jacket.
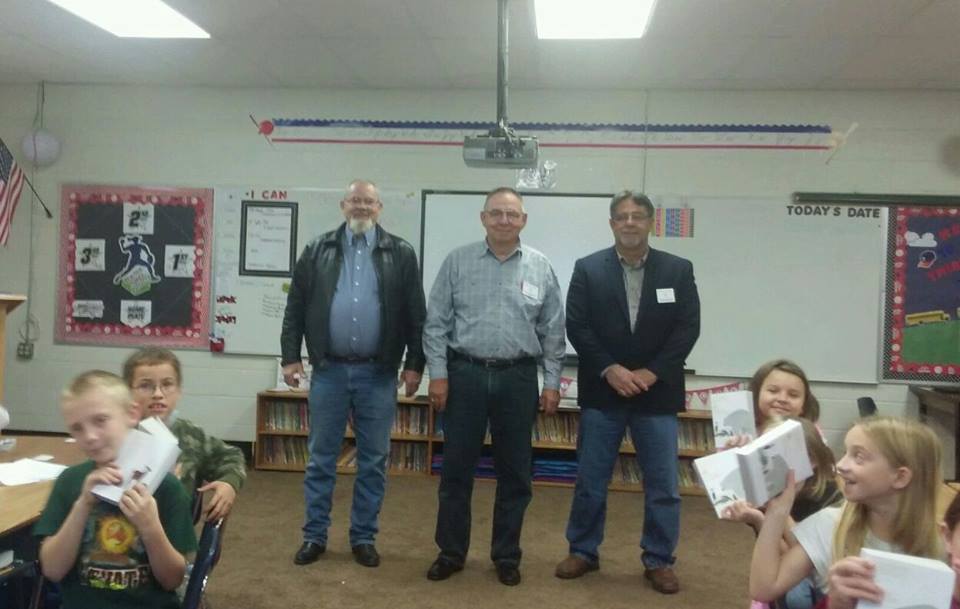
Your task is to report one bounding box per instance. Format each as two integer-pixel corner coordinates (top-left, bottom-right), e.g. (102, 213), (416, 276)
(169, 416), (246, 497)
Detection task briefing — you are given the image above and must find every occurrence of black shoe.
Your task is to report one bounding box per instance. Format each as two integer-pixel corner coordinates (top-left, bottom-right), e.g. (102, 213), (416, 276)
(426, 558), (463, 581)
(352, 544), (381, 567)
(294, 541), (325, 565)
(496, 563), (521, 586)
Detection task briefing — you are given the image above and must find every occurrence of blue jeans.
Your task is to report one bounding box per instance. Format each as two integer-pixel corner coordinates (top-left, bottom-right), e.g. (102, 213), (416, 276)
(302, 362), (396, 547)
(565, 407), (681, 569)
(780, 576), (824, 609)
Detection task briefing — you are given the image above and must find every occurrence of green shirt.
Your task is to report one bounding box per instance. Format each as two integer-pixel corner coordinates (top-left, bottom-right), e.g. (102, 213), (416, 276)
(169, 416), (246, 497)
(33, 461), (198, 609)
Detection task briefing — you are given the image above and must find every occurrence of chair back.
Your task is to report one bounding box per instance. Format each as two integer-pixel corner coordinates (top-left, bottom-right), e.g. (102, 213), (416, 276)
(856, 397), (878, 417)
(181, 518), (225, 609)
(190, 489), (203, 524)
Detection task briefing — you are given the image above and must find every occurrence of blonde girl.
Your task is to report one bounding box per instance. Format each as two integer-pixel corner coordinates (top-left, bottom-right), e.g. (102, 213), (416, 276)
(750, 416), (942, 609)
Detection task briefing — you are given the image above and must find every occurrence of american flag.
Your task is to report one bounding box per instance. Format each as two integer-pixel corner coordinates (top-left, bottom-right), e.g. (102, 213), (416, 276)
(0, 139), (25, 246)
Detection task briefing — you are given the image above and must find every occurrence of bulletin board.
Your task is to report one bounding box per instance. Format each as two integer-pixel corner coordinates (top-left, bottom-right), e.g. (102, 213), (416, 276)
(55, 184), (213, 348)
(882, 205), (960, 383)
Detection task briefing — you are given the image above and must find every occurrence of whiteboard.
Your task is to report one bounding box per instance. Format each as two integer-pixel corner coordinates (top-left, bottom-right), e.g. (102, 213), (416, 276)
(212, 187), (421, 355)
(421, 191), (886, 384)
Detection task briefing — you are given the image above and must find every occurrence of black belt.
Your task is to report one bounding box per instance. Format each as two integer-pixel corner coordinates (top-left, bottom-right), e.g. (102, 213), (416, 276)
(449, 349), (536, 369)
(327, 354), (378, 364)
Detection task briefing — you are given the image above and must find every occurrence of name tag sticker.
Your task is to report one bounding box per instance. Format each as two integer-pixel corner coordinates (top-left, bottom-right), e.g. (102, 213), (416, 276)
(656, 288), (676, 303)
(521, 281), (540, 300)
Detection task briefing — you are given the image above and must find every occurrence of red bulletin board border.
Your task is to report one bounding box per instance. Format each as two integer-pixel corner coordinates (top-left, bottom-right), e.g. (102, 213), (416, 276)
(55, 184), (213, 349)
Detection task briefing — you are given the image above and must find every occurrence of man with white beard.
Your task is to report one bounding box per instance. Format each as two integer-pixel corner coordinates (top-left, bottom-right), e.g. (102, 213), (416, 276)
(281, 179), (427, 569)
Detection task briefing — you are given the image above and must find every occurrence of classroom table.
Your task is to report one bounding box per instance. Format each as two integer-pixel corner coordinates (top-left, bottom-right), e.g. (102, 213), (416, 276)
(0, 435), (84, 538)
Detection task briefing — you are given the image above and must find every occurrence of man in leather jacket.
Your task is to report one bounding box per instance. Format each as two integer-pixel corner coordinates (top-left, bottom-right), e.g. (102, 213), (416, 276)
(281, 179), (426, 569)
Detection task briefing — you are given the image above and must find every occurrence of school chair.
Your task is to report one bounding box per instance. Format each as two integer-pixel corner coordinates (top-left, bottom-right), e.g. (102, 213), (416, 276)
(191, 489), (204, 524)
(856, 397), (878, 417)
(0, 559), (43, 609)
(181, 517), (226, 609)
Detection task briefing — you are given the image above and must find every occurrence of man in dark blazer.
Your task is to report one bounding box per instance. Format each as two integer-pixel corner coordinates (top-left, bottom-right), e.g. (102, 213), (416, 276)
(554, 190), (700, 594)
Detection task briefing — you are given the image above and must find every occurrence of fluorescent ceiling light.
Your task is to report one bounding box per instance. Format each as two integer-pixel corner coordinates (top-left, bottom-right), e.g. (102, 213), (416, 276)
(45, 0), (209, 38)
(535, 0), (658, 39)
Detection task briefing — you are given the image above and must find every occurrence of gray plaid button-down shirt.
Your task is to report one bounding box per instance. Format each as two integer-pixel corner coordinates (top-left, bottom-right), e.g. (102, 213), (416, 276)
(423, 240), (566, 389)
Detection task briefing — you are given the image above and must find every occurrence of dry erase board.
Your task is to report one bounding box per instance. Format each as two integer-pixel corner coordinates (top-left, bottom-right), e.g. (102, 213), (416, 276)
(421, 191), (886, 384)
(211, 187), (420, 355)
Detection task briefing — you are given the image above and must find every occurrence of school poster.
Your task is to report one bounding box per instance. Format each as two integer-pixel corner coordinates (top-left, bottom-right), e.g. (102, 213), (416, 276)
(882, 206), (960, 383)
(56, 184), (213, 348)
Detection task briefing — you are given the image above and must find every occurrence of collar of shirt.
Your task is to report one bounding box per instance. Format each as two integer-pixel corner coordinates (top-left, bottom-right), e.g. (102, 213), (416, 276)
(617, 247), (648, 269)
(481, 239), (522, 260)
(345, 225), (378, 249)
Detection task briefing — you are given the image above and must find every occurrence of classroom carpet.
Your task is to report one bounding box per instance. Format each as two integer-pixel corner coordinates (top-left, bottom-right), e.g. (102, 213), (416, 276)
(206, 469), (755, 609)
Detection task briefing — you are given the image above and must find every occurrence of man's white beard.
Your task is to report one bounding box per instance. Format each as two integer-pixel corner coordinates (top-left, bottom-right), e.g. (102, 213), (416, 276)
(348, 217), (375, 234)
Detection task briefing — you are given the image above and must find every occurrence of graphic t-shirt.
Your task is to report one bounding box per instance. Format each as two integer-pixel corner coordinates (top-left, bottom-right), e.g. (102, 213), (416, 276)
(34, 460), (197, 609)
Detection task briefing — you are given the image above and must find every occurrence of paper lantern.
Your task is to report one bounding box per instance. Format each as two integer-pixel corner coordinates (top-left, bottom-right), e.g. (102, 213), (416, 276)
(20, 129), (61, 167)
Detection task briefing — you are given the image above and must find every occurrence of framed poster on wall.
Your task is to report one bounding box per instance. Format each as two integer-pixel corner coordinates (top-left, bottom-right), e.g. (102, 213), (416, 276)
(56, 184), (213, 348)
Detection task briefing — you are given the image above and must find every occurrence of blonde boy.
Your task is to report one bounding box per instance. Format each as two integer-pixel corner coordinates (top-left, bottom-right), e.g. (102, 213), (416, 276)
(34, 370), (196, 609)
(123, 348), (246, 521)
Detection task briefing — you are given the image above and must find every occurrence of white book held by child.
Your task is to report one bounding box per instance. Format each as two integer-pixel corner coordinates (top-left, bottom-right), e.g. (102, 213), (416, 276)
(858, 548), (953, 609)
(694, 418), (812, 517)
(92, 416), (181, 504)
(709, 390), (756, 446)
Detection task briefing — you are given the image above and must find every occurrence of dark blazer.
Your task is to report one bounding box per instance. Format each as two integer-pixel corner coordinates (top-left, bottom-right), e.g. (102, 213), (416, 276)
(280, 223), (426, 373)
(566, 246), (700, 414)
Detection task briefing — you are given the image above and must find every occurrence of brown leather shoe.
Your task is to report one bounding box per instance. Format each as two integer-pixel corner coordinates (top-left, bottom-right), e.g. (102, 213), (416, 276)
(644, 567), (680, 594)
(555, 555), (599, 579)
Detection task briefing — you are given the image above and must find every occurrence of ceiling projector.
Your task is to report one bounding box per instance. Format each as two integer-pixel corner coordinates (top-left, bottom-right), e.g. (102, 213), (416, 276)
(463, 133), (539, 169)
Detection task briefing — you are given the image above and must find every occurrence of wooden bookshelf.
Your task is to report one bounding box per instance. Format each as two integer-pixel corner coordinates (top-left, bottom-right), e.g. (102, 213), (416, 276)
(254, 390), (713, 495)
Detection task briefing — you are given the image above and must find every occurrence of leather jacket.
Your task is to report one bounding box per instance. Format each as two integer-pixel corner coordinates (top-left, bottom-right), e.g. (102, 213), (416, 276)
(280, 223), (426, 372)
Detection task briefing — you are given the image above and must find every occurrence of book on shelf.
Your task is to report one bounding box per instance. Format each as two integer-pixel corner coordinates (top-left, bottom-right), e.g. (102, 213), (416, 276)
(709, 390), (756, 446)
(92, 417), (180, 505)
(693, 418), (811, 516)
(858, 548), (953, 609)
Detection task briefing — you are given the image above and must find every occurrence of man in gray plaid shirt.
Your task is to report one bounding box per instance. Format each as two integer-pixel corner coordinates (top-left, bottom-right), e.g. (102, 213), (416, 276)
(423, 186), (566, 586)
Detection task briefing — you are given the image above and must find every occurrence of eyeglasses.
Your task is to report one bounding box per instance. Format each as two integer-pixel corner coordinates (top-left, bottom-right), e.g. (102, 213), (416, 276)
(344, 197), (380, 207)
(484, 209), (524, 223)
(133, 380), (179, 395)
(612, 212), (651, 224)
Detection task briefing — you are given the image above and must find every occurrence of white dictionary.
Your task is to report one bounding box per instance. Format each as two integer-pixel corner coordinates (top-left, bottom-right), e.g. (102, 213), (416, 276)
(91, 416), (180, 505)
(694, 418), (812, 516)
(859, 548), (953, 609)
(710, 390), (756, 446)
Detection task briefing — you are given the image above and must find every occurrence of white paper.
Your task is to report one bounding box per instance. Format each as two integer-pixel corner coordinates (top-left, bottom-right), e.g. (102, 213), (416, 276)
(656, 288), (675, 303)
(0, 458), (67, 486)
(243, 206), (293, 273)
(122, 202), (155, 235)
(74, 239), (106, 271)
(859, 548), (953, 609)
(521, 281), (540, 300)
(164, 244), (196, 278)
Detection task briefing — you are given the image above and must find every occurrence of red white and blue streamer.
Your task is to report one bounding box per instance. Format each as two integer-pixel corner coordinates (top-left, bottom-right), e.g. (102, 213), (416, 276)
(252, 118), (835, 151)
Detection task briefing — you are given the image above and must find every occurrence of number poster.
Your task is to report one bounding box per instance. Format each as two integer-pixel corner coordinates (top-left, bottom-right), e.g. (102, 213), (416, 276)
(56, 185), (213, 348)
